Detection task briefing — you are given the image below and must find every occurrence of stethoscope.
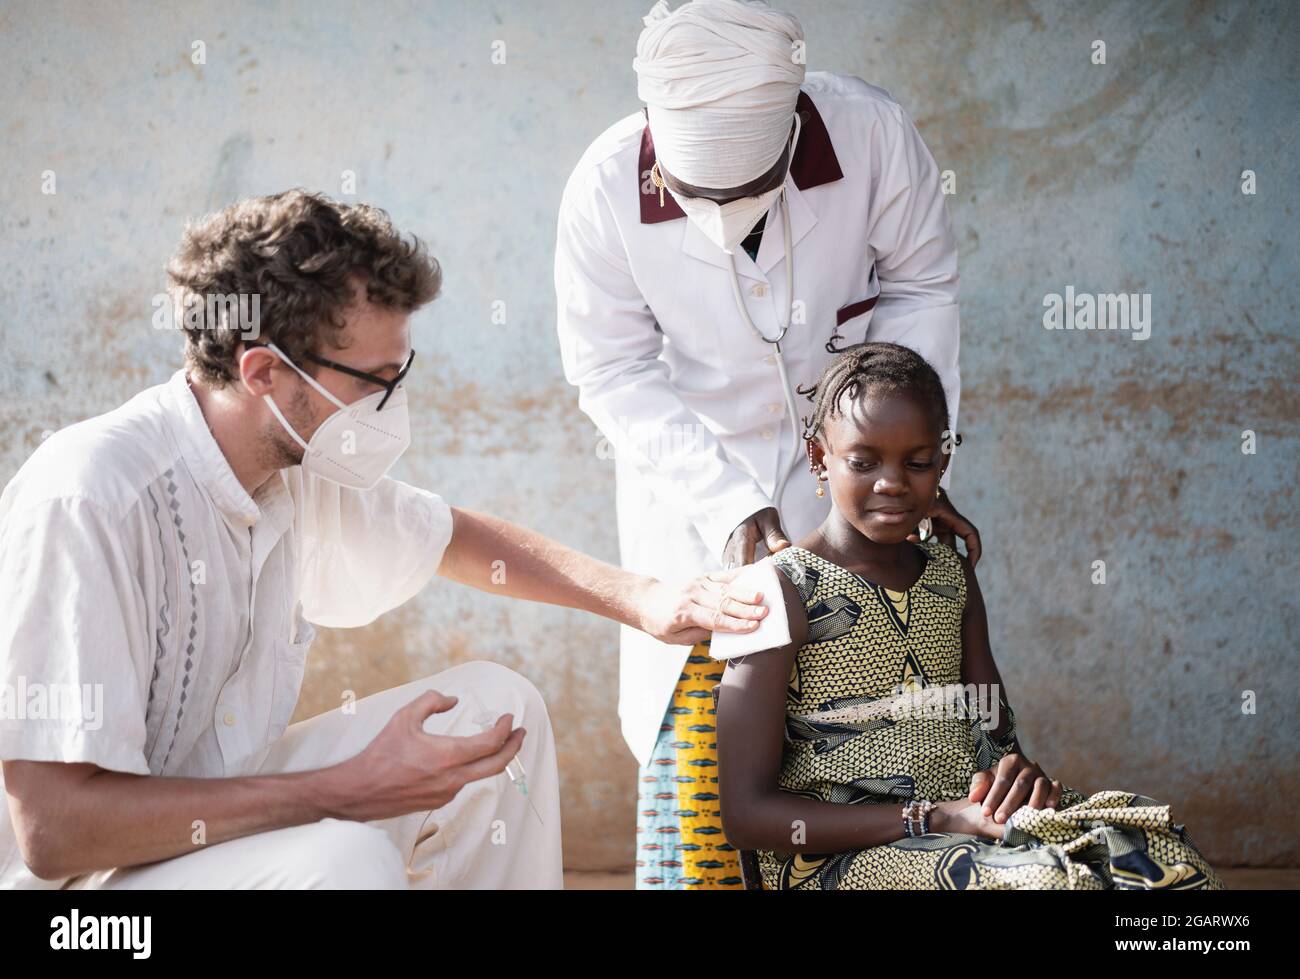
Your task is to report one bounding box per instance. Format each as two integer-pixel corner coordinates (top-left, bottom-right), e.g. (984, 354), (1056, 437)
(651, 115), (807, 531)
(734, 229), (938, 544)
(725, 180), (804, 518)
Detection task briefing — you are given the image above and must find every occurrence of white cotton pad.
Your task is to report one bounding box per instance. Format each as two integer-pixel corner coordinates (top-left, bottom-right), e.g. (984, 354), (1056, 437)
(707, 556), (791, 660)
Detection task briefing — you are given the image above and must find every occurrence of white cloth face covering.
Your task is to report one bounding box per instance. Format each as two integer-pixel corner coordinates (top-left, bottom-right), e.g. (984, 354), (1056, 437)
(670, 182), (784, 255)
(261, 342), (412, 491)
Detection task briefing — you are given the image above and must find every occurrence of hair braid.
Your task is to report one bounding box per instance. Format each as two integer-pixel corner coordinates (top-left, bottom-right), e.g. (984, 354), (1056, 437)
(797, 342), (957, 449)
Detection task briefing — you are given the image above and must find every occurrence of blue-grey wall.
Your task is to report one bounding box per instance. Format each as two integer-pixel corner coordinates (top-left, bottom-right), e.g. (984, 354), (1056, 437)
(2, 0), (1296, 867)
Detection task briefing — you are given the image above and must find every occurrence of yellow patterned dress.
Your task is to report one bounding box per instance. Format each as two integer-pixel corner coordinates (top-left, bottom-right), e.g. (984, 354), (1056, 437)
(635, 643), (744, 888)
(755, 539), (1224, 890)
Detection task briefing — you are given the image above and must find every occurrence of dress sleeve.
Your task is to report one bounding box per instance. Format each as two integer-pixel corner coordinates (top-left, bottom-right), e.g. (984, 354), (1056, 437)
(772, 549), (814, 605)
(921, 538), (966, 608)
(950, 539), (969, 609)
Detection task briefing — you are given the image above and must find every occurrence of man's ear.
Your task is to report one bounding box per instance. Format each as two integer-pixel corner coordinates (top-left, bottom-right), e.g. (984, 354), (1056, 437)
(237, 344), (280, 398)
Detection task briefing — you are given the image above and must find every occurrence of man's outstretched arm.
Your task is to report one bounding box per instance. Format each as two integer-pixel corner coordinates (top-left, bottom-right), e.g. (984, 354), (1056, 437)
(436, 506), (769, 646)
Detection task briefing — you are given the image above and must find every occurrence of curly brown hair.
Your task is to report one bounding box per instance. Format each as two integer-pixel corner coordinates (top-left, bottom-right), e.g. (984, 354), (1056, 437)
(167, 189), (442, 386)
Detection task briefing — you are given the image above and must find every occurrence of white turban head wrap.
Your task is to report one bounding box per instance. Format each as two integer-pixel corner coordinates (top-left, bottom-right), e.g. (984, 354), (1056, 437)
(634, 0), (805, 190)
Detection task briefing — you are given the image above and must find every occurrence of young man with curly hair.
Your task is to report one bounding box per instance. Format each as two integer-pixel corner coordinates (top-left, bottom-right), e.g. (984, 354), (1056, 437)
(0, 189), (767, 890)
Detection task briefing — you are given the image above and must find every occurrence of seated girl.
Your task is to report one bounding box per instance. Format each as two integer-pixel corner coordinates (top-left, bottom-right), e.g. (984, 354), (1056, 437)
(716, 342), (1223, 890)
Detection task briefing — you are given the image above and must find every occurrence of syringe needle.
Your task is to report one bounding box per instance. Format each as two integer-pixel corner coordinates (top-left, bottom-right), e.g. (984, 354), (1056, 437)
(476, 712), (543, 824)
(504, 766), (544, 825)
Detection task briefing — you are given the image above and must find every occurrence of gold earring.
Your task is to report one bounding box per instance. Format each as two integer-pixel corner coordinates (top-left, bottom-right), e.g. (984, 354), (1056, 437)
(650, 161), (665, 208)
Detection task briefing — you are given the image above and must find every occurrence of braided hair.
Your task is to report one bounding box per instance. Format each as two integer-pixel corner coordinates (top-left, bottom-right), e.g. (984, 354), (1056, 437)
(797, 342), (958, 450)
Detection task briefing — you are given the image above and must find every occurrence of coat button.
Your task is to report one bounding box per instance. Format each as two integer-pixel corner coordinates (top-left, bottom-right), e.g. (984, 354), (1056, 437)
(761, 428), (774, 440)
(767, 402), (782, 413)
(763, 354), (776, 365)
(752, 284), (766, 297)
(223, 712), (236, 727)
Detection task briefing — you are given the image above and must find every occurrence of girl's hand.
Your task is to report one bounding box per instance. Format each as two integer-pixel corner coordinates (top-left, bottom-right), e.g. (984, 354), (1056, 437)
(968, 754), (1063, 824)
(932, 798), (1005, 841)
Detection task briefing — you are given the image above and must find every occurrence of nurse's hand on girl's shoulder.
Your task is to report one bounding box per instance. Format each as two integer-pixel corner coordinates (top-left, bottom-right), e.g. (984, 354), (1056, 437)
(910, 491), (982, 566)
(634, 569), (770, 646)
(722, 506), (792, 569)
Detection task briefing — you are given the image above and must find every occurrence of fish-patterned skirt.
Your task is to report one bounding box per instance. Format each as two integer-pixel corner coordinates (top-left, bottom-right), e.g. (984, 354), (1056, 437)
(635, 641), (744, 889)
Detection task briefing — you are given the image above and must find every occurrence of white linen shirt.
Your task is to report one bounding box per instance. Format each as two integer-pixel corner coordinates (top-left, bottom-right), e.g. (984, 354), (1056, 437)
(0, 368), (453, 888)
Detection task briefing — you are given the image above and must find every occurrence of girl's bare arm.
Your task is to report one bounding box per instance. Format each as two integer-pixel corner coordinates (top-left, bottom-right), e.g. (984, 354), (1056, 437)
(958, 553), (1016, 744)
(717, 570), (911, 852)
(958, 553), (1065, 820)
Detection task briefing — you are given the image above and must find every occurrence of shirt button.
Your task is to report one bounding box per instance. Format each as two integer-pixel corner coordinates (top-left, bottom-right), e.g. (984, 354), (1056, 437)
(752, 284), (766, 297)
(761, 428), (774, 440)
(223, 712), (236, 727)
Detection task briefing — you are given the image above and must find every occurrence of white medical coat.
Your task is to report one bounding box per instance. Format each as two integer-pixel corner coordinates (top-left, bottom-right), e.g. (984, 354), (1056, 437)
(555, 72), (961, 768)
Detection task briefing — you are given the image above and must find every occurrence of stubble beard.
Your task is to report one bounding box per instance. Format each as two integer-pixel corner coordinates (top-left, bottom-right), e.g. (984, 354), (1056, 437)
(261, 383), (315, 471)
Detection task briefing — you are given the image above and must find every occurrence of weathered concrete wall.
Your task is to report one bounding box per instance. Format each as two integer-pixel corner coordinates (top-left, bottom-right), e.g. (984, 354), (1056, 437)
(1, 0), (1296, 868)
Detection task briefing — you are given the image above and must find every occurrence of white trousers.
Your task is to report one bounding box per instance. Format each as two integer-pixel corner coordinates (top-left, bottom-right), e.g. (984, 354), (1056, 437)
(64, 661), (564, 889)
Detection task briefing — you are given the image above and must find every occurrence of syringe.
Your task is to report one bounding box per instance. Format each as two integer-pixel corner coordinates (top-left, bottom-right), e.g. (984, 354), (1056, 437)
(475, 711), (544, 826)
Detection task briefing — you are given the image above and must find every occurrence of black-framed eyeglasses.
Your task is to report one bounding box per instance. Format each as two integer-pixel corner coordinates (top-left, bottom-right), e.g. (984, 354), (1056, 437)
(303, 349), (415, 411)
(249, 342), (415, 411)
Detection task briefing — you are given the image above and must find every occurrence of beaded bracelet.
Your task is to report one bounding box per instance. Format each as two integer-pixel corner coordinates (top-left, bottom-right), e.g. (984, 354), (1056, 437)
(901, 798), (934, 838)
(906, 800), (930, 837)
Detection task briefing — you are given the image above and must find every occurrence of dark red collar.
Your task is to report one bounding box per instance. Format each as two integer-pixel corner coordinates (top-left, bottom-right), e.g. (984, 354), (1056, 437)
(638, 90), (843, 225)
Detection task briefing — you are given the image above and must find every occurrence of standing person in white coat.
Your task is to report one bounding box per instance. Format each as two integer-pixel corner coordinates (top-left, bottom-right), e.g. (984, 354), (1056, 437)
(554, 0), (982, 889)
